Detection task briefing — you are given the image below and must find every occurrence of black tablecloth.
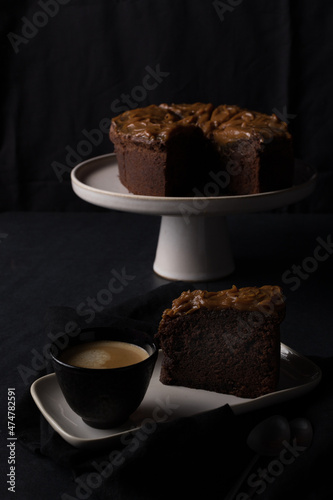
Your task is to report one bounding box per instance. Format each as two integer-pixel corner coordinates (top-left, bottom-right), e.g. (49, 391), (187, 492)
(1, 212), (333, 499)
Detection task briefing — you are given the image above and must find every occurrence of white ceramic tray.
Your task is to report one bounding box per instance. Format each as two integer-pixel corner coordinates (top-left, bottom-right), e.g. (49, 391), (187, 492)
(71, 154), (317, 281)
(31, 344), (321, 449)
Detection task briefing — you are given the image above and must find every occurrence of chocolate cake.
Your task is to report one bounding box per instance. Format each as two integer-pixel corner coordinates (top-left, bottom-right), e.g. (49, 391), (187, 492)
(109, 103), (294, 197)
(155, 285), (285, 398)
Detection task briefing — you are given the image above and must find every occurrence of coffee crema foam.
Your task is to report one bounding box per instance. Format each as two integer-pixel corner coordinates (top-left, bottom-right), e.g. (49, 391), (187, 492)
(60, 340), (149, 369)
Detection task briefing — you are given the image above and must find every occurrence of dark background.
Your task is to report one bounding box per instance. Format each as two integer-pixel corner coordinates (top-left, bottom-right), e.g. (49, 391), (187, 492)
(1, 4), (333, 499)
(1, 0), (333, 213)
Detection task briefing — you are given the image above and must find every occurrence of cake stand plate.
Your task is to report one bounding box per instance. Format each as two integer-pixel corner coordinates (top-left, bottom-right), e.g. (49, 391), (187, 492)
(71, 154), (317, 281)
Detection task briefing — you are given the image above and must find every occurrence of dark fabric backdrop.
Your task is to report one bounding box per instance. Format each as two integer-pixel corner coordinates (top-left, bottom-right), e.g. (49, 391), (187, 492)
(1, 0), (333, 212)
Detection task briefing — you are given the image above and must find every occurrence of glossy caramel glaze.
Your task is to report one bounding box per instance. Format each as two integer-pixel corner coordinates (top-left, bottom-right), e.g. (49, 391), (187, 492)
(162, 285), (285, 317)
(210, 105), (291, 144)
(110, 103), (291, 145)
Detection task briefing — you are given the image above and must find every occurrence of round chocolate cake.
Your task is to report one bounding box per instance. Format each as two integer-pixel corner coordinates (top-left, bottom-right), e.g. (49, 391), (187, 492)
(109, 103), (294, 197)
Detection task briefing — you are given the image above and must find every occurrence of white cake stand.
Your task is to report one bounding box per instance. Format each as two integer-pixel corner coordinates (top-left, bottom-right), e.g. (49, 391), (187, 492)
(71, 154), (317, 281)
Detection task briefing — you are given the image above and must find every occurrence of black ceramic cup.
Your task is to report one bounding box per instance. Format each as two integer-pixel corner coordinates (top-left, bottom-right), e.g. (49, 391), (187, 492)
(50, 327), (158, 429)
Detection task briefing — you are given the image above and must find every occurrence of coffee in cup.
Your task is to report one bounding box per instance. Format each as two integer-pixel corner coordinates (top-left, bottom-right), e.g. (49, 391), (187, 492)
(60, 340), (149, 369)
(50, 327), (158, 428)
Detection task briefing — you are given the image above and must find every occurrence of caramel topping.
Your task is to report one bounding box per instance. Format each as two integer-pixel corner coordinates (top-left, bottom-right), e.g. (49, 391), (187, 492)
(162, 285), (285, 317)
(159, 102), (214, 127)
(210, 105), (291, 144)
(110, 103), (290, 145)
(111, 104), (180, 142)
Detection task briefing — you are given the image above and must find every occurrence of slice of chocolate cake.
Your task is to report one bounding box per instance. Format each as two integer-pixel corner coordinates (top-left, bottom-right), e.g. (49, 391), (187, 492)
(155, 285), (285, 398)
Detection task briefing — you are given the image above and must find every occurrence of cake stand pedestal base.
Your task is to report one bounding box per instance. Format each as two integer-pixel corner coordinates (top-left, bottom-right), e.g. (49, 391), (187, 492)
(153, 215), (235, 281)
